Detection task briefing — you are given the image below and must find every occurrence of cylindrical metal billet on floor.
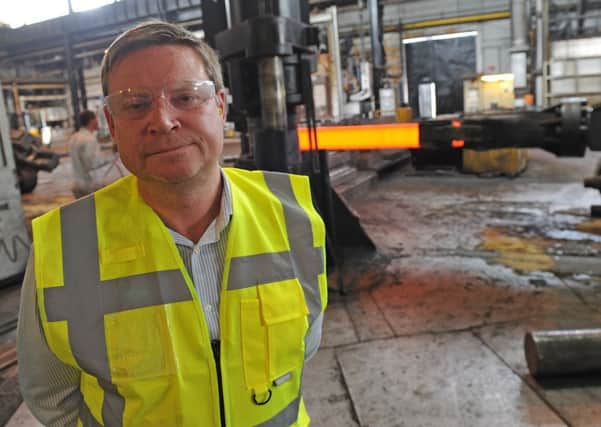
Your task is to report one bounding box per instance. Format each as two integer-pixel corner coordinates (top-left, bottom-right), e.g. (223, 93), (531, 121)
(524, 329), (601, 377)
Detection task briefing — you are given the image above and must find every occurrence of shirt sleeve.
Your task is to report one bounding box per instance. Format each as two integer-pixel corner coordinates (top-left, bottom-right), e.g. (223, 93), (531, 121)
(17, 251), (82, 427)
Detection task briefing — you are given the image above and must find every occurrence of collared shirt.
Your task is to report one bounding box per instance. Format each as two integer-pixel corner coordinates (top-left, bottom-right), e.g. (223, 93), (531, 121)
(169, 171), (233, 340)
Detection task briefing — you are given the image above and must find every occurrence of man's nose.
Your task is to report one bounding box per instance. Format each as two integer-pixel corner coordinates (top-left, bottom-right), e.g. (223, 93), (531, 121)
(147, 96), (181, 134)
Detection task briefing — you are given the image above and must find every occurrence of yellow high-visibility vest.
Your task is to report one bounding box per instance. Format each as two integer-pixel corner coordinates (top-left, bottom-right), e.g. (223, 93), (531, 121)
(33, 168), (328, 426)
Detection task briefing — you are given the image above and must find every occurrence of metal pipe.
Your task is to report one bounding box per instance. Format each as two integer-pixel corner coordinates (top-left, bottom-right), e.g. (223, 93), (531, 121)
(258, 56), (287, 130)
(525, 329), (601, 377)
(511, 0), (529, 92)
(535, 0), (544, 75)
(511, 0), (528, 50)
(368, 0), (383, 108)
(401, 11), (510, 30)
(329, 6), (344, 120)
(224, 0), (232, 28)
(337, 11), (510, 40)
(535, 0), (549, 107)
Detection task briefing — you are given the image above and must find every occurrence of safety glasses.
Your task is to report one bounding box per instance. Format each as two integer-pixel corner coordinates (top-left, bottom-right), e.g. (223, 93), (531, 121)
(105, 80), (216, 119)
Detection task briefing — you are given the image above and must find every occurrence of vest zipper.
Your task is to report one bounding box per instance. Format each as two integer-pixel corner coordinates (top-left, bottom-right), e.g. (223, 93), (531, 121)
(211, 340), (226, 427)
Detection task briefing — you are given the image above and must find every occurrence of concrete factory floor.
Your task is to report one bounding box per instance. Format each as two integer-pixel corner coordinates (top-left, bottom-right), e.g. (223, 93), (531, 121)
(6, 147), (601, 426)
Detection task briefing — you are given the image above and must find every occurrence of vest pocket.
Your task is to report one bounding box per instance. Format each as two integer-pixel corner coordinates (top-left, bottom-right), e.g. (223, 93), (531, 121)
(259, 278), (308, 381)
(240, 279), (309, 393)
(240, 298), (269, 391)
(104, 306), (174, 381)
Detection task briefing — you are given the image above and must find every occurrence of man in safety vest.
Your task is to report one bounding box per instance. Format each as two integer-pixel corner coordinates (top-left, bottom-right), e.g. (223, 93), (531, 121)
(17, 20), (327, 427)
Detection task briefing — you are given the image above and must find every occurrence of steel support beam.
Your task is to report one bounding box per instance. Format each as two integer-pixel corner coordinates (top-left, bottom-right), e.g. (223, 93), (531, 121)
(64, 33), (81, 129)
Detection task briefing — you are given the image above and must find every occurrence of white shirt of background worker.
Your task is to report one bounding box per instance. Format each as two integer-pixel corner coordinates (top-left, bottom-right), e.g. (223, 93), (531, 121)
(68, 109), (109, 198)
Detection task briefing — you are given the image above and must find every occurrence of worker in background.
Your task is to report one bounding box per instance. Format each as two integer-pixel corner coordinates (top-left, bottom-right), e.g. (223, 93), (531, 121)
(69, 109), (109, 197)
(17, 20), (327, 427)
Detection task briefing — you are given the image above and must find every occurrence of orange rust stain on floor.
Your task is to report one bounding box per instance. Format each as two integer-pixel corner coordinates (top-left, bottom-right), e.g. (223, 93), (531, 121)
(479, 228), (555, 273)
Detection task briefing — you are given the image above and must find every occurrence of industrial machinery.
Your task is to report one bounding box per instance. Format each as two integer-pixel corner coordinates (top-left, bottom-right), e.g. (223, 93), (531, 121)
(207, 1), (601, 294)
(11, 131), (60, 194)
(419, 99), (600, 157)
(294, 98), (600, 157)
(212, 0), (376, 281)
(0, 84), (31, 287)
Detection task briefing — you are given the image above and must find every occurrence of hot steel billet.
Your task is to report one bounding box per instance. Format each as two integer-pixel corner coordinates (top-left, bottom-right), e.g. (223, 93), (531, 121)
(524, 329), (601, 377)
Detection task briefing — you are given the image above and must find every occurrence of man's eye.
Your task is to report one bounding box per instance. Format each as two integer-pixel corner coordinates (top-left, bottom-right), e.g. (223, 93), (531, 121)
(173, 92), (202, 106)
(123, 98), (150, 111)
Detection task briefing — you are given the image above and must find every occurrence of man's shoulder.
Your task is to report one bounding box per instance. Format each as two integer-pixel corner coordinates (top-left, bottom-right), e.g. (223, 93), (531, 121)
(34, 177), (134, 226)
(32, 193), (91, 233)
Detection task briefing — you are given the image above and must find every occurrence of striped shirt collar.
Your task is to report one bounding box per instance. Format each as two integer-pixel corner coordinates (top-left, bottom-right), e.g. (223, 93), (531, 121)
(168, 169), (232, 248)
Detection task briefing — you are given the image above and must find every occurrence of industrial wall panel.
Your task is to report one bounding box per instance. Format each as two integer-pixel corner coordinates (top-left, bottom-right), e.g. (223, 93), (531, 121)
(479, 19), (511, 72)
(553, 37), (601, 59)
(482, 46), (501, 74)
(342, 0), (510, 25)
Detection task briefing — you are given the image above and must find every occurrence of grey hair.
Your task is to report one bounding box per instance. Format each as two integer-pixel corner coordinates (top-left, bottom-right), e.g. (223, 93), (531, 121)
(101, 20), (223, 96)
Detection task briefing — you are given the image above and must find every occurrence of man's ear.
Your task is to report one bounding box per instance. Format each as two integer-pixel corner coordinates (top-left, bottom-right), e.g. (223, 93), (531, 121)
(104, 105), (116, 139)
(216, 90), (227, 119)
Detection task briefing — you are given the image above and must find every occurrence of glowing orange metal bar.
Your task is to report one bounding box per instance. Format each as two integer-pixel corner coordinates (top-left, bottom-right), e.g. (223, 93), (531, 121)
(297, 123), (421, 151)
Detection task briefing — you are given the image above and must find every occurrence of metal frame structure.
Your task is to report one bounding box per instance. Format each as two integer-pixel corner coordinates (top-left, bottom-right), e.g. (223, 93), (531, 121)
(0, 0), (204, 126)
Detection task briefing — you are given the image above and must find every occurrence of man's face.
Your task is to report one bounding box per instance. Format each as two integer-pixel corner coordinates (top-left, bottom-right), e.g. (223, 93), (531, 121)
(90, 117), (99, 131)
(104, 45), (225, 185)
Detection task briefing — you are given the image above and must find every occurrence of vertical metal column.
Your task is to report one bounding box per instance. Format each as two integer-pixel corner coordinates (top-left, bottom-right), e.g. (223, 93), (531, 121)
(64, 33), (81, 128)
(224, 0), (232, 28)
(535, 0), (549, 107)
(368, 0), (383, 109)
(329, 6), (344, 120)
(258, 56), (288, 130)
(11, 83), (23, 128)
(577, 0), (587, 35)
(510, 0), (530, 99)
(78, 66), (88, 110)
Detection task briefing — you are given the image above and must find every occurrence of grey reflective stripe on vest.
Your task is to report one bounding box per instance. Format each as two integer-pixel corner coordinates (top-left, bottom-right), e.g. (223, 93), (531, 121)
(226, 173), (324, 324)
(228, 252), (294, 290)
(256, 397), (301, 427)
(264, 172), (324, 324)
(44, 196), (193, 426)
(79, 401), (103, 427)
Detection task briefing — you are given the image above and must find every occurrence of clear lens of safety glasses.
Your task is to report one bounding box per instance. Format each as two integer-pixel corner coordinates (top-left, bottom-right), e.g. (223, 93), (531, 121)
(106, 80), (216, 119)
